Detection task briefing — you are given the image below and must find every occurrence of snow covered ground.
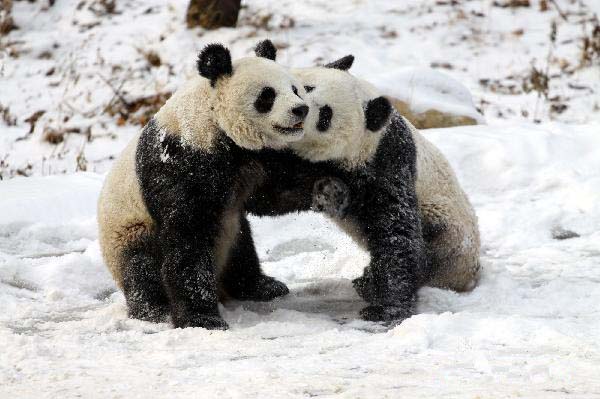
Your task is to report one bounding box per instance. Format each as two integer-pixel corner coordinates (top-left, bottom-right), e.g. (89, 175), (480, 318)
(2, 123), (600, 398)
(2, 0), (600, 397)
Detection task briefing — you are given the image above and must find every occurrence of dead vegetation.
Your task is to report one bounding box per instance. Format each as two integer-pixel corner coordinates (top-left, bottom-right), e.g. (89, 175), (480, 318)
(580, 16), (600, 67)
(104, 90), (172, 127)
(492, 0), (530, 8)
(186, 0), (241, 30)
(1, 103), (17, 126)
(0, 0), (16, 35)
(42, 126), (90, 145)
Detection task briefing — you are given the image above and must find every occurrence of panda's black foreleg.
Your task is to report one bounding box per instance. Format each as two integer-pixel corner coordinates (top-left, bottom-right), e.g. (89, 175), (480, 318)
(355, 189), (427, 325)
(220, 213), (289, 301)
(121, 233), (169, 323)
(160, 229), (228, 330)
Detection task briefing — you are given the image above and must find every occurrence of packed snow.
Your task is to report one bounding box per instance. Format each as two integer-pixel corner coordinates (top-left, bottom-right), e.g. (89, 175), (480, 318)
(2, 0), (600, 397)
(2, 123), (600, 398)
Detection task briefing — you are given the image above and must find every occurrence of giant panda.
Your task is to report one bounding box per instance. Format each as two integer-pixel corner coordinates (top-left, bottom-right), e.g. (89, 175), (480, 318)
(248, 42), (427, 323)
(97, 42), (310, 330)
(248, 42), (480, 323)
(294, 58), (482, 296)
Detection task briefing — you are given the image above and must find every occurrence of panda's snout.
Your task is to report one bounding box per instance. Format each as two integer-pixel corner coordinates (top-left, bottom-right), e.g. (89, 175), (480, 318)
(291, 104), (309, 120)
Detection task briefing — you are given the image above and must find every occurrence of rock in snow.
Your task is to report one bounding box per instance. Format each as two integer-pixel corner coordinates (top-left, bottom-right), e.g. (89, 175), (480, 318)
(376, 67), (484, 129)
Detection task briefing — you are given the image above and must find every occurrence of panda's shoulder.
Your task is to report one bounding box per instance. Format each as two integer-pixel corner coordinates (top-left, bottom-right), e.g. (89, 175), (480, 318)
(374, 112), (416, 163)
(136, 118), (238, 180)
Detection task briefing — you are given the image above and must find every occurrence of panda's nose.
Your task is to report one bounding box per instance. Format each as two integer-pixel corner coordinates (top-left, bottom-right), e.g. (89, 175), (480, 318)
(292, 105), (309, 120)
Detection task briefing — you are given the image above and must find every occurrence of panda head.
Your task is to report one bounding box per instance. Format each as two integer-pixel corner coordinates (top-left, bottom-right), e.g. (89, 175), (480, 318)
(286, 56), (392, 168)
(198, 41), (308, 150)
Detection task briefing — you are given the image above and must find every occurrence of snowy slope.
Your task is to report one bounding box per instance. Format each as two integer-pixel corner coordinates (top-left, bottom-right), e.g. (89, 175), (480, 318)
(2, 123), (600, 398)
(1, 0), (599, 178)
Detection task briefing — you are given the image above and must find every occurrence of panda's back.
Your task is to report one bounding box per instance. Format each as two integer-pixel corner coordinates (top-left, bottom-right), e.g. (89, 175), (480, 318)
(97, 133), (154, 287)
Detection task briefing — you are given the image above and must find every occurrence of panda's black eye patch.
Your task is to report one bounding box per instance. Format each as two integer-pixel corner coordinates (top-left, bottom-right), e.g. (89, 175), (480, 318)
(317, 105), (333, 132)
(292, 85), (299, 97)
(255, 86), (276, 113)
(304, 85), (315, 93)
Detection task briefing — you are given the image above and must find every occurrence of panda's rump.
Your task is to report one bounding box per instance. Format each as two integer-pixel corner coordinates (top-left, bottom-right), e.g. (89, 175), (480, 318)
(412, 128), (481, 291)
(97, 134), (155, 288)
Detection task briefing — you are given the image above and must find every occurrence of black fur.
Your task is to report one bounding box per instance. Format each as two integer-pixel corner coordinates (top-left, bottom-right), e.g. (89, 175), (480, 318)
(255, 87), (276, 113)
(220, 214), (289, 300)
(365, 96), (392, 132)
(316, 105), (333, 132)
(121, 232), (169, 323)
(304, 85), (315, 93)
(197, 43), (233, 87)
(312, 177), (350, 218)
(248, 112), (427, 324)
(246, 149), (325, 216)
(324, 55), (354, 71)
(134, 119), (288, 329)
(254, 39), (277, 61)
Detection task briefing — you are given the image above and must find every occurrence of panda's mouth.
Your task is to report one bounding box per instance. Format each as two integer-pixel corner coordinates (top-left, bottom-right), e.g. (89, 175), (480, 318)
(273, 121), (304, 135)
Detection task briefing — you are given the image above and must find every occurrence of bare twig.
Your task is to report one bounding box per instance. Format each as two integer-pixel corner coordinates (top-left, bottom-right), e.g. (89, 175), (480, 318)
(549, 0), (567, 21)
(97, 73), (131, 112)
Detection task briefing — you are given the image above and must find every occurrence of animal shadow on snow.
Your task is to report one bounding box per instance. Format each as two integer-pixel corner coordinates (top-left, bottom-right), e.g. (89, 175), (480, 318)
(224, 277), (388, 331)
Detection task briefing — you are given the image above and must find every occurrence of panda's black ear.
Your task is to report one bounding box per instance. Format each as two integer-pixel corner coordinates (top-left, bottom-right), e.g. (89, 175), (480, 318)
(324, 55), (354, 71)
(365, 96), (392, 132)
(255, 39), (277, 61)
(197, 43), (233, 86)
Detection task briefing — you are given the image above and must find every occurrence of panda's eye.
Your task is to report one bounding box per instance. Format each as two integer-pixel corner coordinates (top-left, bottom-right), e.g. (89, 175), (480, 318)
(317, 105), (333, 132)
(254, 86), (276, 113)
(304, 85), (315, 93)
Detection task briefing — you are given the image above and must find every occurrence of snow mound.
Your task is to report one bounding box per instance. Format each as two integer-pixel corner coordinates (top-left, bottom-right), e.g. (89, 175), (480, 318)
(1, 122), (600, 397)
(372, 67), (484, 123)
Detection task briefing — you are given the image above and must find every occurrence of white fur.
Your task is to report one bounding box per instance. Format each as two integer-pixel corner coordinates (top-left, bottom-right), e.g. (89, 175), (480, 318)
(97, 133), (153, 289)
(290, 69), (481, 291)
(155, 57), (308, 152)
(289, 68), (386, 169)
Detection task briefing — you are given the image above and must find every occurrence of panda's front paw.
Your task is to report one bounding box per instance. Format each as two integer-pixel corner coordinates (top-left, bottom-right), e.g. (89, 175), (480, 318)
(312, 177), (350, 218)
(172, 314), (229, 330)
(359, 304), (413, 325)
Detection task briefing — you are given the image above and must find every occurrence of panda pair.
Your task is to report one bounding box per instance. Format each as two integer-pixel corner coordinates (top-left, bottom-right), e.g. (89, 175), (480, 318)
(98, 40), (480, 330)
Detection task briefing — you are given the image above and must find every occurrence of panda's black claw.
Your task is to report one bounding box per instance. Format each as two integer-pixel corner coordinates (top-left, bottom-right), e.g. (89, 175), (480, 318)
(259, 276), (290, 300)
(173, 314), (229, 330)
(359, 304), (412, 325)
(227, 275), (289, 302)
(127, 303), (169, 323)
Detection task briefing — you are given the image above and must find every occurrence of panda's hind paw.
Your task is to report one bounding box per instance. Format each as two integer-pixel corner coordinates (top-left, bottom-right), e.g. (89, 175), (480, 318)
(228, 275), (289, 302)
(173, 314), (229, 330)
(359, 304), (413, 326)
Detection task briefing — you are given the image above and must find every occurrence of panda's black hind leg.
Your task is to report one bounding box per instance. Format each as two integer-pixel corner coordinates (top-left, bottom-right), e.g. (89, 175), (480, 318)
(121, 233), (169, 323)
(220, 213), (289, 301)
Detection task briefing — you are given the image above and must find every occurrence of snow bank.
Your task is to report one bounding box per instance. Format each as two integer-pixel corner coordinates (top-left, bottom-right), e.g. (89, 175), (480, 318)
(1, 122), (600, 397)
(372, 67), (484, 123)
